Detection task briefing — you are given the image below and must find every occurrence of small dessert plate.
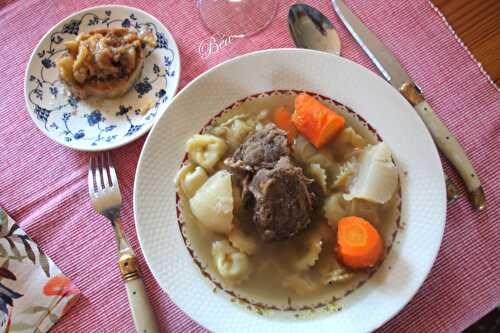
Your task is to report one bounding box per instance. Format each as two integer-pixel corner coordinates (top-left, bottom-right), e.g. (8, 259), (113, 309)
(24, 5), (180, 151)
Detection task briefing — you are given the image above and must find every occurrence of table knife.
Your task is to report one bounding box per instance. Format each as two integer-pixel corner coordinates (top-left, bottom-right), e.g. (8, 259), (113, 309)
(331, 0), (485, 210)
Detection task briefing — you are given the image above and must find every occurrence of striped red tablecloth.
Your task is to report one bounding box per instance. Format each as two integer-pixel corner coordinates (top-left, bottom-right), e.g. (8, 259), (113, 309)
(0, 0), (498, 332)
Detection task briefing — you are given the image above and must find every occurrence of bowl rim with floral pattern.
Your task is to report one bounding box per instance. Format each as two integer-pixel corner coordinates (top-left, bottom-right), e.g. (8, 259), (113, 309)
(24, 5), (180, 151)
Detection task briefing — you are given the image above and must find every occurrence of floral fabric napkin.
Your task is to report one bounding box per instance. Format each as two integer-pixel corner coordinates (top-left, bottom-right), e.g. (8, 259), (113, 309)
(0, 208), (80, 333)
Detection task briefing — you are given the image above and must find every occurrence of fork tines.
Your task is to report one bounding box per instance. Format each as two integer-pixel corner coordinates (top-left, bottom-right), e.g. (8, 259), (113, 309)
(88, 152), (118, 194)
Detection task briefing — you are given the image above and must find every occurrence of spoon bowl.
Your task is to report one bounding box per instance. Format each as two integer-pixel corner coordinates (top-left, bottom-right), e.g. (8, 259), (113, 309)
(288, 3), (341, 55)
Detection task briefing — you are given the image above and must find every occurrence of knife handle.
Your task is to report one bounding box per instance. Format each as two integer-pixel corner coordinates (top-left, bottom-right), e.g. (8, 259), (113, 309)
(413, 100), (485, 210)
(119, 254), (160, 333)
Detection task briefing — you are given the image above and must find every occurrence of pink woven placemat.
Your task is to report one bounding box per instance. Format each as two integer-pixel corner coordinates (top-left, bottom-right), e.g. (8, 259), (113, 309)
(0, 0), (498, 332)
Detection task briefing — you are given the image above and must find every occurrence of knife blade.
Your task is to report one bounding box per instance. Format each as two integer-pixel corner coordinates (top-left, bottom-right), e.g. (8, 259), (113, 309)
(332, 0), (485, 210)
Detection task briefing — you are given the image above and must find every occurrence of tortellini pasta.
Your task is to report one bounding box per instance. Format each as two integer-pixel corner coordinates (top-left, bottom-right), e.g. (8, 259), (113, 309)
(212, 240), (251, 285)
(189, 170), (234, 234)
(306, 163), (327, 193)
(323, 193), (347, 229)
(174, 162), (208, 198)
(212, 115), (255, 149)
(187, 134), (228, 171)
(282, 274), (319, 295)
(228, 224), (257, 255)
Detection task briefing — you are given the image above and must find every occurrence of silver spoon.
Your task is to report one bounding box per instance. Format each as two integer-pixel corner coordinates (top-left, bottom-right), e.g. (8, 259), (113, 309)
(288, 3), (341, 55)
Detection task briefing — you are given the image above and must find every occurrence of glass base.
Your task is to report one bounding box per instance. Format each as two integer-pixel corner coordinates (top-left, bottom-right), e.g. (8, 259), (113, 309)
(197, 0), (279, 37)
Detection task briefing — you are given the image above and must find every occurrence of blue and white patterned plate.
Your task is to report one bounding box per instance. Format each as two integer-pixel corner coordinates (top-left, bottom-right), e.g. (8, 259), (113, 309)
(24, 5), (180, 151)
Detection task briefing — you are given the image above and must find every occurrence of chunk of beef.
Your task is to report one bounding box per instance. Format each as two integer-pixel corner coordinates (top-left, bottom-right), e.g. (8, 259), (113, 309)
(225, 123), (290, 172)
(246, 157), (315, 241)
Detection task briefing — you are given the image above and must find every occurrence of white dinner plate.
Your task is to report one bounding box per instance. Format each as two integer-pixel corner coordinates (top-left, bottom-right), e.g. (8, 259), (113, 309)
(134, 49), (446, 332)
(24, 5), (180, 151)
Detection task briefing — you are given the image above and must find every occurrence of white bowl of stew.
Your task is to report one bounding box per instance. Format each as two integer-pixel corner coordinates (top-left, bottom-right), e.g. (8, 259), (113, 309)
(134, 49), (446, 333)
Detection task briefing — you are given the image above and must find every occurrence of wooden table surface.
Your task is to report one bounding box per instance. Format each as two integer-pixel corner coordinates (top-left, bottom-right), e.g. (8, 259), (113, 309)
(429, 2), (499, 328)
(432, 0), (500, 87)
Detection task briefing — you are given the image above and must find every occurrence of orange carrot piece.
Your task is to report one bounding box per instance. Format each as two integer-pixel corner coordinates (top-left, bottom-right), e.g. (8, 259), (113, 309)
(336, 216), (384, 269)
(291, 93), (345, 149)
(273, 106), (297, 144)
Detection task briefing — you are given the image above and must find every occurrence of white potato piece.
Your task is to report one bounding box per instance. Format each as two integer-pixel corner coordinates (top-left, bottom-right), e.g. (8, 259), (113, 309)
(174, 162), (208, 198)
(212, 240), (251, 285)
(186, 134), (228, 171)
(344, 143), (398, 204)
(189, 170), (234, 234)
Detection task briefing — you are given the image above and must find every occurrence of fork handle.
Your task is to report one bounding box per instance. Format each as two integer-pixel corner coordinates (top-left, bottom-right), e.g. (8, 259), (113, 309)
(120, 254), (160, 333)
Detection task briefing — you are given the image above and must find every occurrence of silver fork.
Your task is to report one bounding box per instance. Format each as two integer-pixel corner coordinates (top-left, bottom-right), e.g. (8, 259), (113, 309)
(88, 153), (159, 333)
